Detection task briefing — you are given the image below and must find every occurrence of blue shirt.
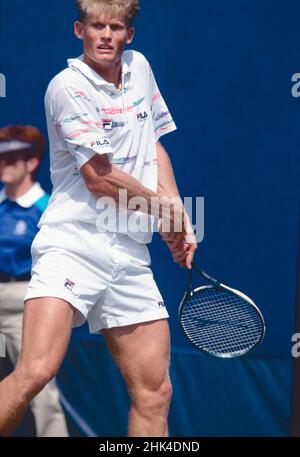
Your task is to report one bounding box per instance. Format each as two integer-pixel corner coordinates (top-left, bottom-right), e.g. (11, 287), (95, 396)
(0, 183), (49, 277)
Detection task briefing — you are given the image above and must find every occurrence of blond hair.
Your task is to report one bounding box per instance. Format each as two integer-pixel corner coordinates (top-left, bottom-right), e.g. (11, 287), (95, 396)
(76, 0), (140, 27)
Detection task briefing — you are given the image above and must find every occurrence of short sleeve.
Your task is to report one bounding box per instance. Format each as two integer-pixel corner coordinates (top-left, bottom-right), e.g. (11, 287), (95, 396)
(148, 65), (177, 142)
(48, 85), (113, 169)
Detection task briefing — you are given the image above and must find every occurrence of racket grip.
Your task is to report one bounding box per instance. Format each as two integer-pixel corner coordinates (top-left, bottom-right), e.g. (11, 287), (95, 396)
(192, 262), (220, 287)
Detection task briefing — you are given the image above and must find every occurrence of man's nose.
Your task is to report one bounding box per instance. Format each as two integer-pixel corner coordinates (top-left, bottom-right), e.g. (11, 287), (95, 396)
(101, 25), (112, 40)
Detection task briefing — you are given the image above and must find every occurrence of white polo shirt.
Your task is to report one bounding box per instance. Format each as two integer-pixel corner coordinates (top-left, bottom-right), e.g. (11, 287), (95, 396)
(42, 50), (176, 243)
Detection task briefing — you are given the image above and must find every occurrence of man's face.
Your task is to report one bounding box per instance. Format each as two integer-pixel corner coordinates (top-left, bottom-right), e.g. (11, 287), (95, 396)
(0, 152), (31, 185)
(74, 13), (134, 68)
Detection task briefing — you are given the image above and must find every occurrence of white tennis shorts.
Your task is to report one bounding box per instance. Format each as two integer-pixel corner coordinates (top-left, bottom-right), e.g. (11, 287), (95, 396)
(24, 222), (168, 333)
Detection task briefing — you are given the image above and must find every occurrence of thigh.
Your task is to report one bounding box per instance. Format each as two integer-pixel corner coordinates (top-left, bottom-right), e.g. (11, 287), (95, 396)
(19, 297), (75, 371)
(102, 319), (171, 392)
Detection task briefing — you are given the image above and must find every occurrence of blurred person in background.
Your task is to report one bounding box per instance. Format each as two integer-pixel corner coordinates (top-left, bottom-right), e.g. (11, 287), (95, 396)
(0, 125), (69, 437)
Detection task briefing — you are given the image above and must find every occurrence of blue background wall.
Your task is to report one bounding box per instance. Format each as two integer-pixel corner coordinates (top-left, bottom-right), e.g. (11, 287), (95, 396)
(1, 0), (299, 436)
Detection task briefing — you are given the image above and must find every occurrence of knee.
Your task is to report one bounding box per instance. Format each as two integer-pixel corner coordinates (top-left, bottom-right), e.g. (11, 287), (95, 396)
(17, 359), (59, 398)
(132, 376), (173, 416)
(156, 378), (173, 409)
(30, 364), (57, 388)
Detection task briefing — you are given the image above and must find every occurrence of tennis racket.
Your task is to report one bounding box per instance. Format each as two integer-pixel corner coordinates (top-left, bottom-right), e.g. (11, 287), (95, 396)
(178, 262), (265, 358)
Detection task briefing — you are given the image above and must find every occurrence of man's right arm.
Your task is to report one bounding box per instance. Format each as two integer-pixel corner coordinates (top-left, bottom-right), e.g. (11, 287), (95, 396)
(81, 152), (157, 208)
(80, 153), (185, 242)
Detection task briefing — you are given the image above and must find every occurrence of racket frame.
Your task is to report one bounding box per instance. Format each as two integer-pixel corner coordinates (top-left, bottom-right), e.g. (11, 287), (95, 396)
(178, 263), (266, 358)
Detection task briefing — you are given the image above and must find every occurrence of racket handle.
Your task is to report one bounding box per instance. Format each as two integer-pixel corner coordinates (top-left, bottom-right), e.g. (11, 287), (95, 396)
(188, 269), (193, 293)
(192, 262), (221, 287)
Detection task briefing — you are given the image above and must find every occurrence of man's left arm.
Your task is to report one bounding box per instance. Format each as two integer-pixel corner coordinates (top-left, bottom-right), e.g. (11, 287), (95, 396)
(157, 141), (197, 269)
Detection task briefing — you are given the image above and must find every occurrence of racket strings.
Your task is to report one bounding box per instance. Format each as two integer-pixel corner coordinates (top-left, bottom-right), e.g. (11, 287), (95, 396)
(180, 288), (263, 357)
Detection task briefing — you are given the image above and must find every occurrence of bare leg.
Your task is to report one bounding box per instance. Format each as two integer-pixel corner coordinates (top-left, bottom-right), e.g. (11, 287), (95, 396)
(0, 297), (75, 435)
(102, 319), (172, 437)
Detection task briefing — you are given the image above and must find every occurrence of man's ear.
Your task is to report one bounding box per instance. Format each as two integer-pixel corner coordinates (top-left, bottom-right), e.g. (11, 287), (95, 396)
(74, 21), (84, 40)
(26, 157), (39, 175)
(126, 27), (135, 45)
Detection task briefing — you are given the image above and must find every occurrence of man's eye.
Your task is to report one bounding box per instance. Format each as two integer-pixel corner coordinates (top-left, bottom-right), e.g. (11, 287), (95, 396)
(111, 25), (124, 31)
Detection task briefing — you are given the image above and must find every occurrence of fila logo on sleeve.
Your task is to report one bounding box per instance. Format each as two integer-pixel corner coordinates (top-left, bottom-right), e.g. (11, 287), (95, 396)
(90, 138), (110, 148)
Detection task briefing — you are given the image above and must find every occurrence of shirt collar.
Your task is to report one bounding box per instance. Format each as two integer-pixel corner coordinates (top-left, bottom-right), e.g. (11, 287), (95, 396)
(67, 54), (131, 87)
(0, 182), (45, 208)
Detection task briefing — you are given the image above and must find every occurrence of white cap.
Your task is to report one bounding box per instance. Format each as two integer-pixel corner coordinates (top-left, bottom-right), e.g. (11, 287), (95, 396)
(0, 140), (32, 154)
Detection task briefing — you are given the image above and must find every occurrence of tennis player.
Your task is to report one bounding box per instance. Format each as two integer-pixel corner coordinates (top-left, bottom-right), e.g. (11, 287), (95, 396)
(0, 0), (197, 437)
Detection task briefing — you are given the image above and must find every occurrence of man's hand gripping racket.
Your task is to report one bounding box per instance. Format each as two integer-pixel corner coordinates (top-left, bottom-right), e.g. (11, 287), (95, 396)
(159, 203), (197, 269)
